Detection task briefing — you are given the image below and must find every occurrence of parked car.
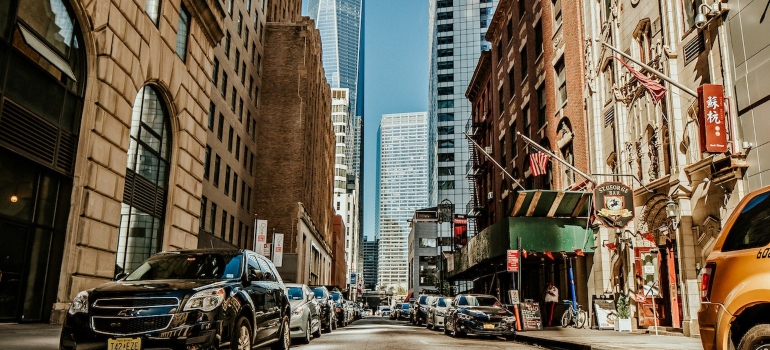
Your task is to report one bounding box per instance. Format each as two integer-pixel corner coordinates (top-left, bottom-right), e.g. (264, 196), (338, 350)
(427, 297), (453, 330)
(389, 305), (398, 319)
(330, 291), (349, 327)
(412, 294), (436, 325)
(396, 303), (412, 320)
(286, 283), (322, 343)
(444, 294), (516, 339)
(345, 300), (356, 324)
(310, 285), (336, 332)
(698, 186), (770, 350)
(59, 249), (292, 350)
(381, 307), (392, 317)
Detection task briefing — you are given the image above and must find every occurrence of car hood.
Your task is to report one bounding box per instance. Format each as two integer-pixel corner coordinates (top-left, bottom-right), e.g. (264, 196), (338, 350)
(459, 306), (511, 317)
(289, 299), (308, 309)
(91, 279), (233, 295)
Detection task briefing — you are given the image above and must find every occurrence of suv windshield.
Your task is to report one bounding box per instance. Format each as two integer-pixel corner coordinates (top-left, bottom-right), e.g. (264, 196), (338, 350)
(459, 295), (501, 307)
(331, 292), (341, 301)
(312, 288), (326, 299)
(401, 303), (410, 309)
(419, 295), (430, 305)
(125, 253), (242, 281)
(723, 191), (770, 251)
(287, 287), (304, 301)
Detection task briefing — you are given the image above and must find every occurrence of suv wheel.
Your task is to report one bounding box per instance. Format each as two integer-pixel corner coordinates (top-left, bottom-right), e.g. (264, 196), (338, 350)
(738, 324), (770, 350)
(232, 317), (252, 350)
(271, 315), (291, 350)
(313, 319), (322, 338)
(299, 319), (311, 344)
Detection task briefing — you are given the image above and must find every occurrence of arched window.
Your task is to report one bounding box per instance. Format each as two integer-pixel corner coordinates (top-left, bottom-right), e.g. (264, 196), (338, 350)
(116, 86), (172, 274)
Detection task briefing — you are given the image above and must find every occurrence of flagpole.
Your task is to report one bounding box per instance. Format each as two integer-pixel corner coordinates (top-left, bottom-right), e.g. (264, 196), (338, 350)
(599, 41), (697, 98)
(463, 132), (526, 190)
(517, 132), (597, 185)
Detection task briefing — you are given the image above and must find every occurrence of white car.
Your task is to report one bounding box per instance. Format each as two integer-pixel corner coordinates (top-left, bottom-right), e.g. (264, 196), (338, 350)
(286, 283), (322, 344)
(427, 297), (452, 330)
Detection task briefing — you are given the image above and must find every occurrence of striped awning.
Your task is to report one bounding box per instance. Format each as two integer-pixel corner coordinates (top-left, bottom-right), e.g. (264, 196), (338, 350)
(510, 190), (593, 218)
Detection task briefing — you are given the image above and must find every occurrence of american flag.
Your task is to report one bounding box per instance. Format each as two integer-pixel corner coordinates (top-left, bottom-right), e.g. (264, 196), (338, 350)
(529, 151), (550, 176)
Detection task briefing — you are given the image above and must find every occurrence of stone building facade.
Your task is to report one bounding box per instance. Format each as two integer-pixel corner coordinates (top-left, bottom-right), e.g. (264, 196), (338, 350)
(0, 0), (224, 323)
(254, 17), (335, 285)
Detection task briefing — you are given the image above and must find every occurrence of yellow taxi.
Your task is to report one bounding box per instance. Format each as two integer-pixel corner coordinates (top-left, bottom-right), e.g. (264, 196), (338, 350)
(698, 185), (770, 350)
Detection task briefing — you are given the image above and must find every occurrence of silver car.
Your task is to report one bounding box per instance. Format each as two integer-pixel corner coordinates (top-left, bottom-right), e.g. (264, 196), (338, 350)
(286, 283), (322, 344)
(427, 297), (453, 330)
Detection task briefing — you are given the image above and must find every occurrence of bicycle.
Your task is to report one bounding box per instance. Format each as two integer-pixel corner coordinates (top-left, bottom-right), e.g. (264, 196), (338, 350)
(561, 302), (588, 328)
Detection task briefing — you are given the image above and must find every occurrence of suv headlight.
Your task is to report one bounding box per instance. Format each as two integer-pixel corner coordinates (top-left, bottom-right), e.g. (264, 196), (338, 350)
(456, 312), (473, 320)
(68, 291), (89, 315)
(183, 288), (225, 312)
(503, 316), (516, 325)
(292, 305), (306, 317)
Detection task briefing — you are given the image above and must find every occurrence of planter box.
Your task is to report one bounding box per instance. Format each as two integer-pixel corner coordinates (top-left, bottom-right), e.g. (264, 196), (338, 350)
(614, 318), (632, 332)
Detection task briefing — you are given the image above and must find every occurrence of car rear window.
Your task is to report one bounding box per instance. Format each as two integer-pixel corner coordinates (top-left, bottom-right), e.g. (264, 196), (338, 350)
(723, 192), (770, 252)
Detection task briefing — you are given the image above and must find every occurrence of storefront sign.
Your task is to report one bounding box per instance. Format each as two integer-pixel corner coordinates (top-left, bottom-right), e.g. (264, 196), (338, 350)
(272, 233), (284, 267)
(255, 219), (268, 255)
(508, 290), (520, 305)
(592, 297), (617, 330)
(697, 84), (728, 153)
(507, 250), (519, 272)
(518, 301), (543, 330)
(594, 182), (635, 228)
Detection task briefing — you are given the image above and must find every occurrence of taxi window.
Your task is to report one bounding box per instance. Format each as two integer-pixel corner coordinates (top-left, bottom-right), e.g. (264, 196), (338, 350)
(723, 192), (770, 251)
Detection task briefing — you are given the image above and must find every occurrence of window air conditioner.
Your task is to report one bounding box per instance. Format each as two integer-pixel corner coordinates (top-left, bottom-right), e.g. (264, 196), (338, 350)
(487, 191), (494, 200)
(484, 146), (493, 155)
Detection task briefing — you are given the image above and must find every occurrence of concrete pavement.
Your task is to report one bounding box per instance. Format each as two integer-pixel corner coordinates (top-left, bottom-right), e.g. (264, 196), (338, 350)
(514, 327), (704, 350)
(0, 323), (61, 350)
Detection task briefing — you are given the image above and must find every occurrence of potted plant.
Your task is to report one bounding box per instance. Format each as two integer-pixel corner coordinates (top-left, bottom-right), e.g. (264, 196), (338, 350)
(614, 293), (633, 332)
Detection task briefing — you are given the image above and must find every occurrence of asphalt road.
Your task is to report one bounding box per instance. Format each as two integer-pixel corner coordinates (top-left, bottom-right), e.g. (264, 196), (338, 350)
(281, 316), (541, 350)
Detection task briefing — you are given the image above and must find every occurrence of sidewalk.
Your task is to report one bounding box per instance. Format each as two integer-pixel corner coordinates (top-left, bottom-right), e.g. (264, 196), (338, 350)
(514, 327), (704, 350)
(0, 323), (61, 350)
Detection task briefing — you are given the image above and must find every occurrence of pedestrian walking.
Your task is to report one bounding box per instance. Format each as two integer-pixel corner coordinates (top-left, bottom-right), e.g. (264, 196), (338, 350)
(544, 282), (559, 326)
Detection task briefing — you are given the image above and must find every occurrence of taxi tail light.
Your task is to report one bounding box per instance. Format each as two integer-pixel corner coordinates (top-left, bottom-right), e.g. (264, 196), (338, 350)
(701, 263), (716, 302)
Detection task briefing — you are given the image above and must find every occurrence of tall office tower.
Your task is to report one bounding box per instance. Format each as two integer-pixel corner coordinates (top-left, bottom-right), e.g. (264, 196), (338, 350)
(377, 112), (429, 292)
(362, 236), (379, 289)
(331, 89), (360, 290)
(427, 0), (498, 221)
(307, 0), (363, 119)
(199, 0), (271, 250)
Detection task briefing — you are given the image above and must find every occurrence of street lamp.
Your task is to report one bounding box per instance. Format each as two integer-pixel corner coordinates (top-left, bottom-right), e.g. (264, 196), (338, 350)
(666, 199), (680, 230)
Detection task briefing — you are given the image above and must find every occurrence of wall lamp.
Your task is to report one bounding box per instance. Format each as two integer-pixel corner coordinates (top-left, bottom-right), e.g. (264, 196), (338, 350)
(695, 1), (728, 29)
(666, 199), (680, 230)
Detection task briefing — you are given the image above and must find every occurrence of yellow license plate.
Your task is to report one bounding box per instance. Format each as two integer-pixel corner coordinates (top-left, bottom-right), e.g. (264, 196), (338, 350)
(483, 323), (495, 330)
(107, 338), (141, 350)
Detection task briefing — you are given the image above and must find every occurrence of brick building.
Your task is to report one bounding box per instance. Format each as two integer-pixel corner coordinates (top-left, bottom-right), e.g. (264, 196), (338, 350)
(254, 17), (335, 285)
(331, 214), (347, 289)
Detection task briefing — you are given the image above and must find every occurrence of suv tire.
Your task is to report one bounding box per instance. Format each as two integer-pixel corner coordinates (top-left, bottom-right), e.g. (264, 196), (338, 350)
(313, 320), (322, 338)
(232, 317), (252, 350)
(271, 315), (291, 350)
(299, 319), (311, 344)
(738, 324), (770, 350)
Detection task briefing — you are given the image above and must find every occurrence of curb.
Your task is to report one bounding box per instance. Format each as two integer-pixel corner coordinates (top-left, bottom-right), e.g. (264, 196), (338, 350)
(514, 333), (592, 350)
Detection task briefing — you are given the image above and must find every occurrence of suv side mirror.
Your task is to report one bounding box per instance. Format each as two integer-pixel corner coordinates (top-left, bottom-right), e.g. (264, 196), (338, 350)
(307, 293), (314, 302)
(114, 272), (127, 281)
(263, 271), (274, 281)
(248, 269), (264, 282)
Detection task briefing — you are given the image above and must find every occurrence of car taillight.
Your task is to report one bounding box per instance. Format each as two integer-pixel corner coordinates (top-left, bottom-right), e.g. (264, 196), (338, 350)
(701, 263), (716, 302)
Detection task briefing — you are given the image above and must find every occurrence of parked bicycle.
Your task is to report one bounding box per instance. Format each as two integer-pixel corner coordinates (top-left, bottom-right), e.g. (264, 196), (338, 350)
(561, 302), (588, 328)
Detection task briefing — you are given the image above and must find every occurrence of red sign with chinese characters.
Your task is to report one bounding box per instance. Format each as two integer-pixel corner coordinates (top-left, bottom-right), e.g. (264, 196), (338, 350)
(507, 250), (519, 272)
(697, 84), (728, 153)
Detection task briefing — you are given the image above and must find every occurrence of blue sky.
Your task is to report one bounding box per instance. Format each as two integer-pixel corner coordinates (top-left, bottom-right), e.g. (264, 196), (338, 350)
(302, 0), (429, 239)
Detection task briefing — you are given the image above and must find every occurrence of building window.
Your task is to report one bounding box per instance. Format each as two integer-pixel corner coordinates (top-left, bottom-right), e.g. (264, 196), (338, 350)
(213, 154), (221, 187)
(175, 5), (190, 61)
(221, 73), (228, 97)
(438, 112), (454, 121)
(240, 180), (246, 207)
(438, 153), (455, 162)
(438, 167), (455, 176)
(247, 187), (252, 211)
(523, 104), (531, 139)
(496, 40), (503, 62)
(200, 196), (207, 231)
(232, 173), (238, 201)
(217, 114), (225, 140)
(438, 87), (453, 95)
(116, 86), (171, 274)
(207, 102), (215, 130)
(210, 202), (217, 233)
(437, 48), (453, 57)
(235, 136), (241, 159)
(437, 0), (453, 8)
(508, 68), (516, 98)
(237, 12), (243, 35)
(555, 58), (567, 106)
(498, 87), (504, 115)
(224, 165), (231, 195)
(437, 24), (453, 33)
(234, 49), (240, 74)
(221, 210), (227, 238)
(511, 122), (518, 158)
(500, 137), (507, 164)
(438, 74), (454, 82)
(145, 0), (161, 26)
(438, 126), (454, 135)
(535, 22), (543, 58)
(437, 61), (453, 70)
(438, 100), (454, 108)
(520, 45), (528, 80)
(227, 0), (233, 15)
(224, 32), (231, 58)
(537, 86), (546, 127)
(231, 87), (236, 111)
(228, 127), (234, 152)
(439, 140), (454, 148)
(439, 181), (455, 190)
(518, 0), (526, 17)
(552, 0), (562, 28)
(204, 146), (211, 179)
(437, 11), (453, 20)
(438, 36), (453, 45)
(506, 18), (513, 41)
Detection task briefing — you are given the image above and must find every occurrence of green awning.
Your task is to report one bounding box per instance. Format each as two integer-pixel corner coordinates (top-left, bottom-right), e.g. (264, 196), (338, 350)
(509, 190), (592, 218)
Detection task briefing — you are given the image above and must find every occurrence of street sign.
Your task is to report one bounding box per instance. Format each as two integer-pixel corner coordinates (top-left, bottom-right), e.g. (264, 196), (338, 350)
(272, 233), (284, 267)
(697, 84), (728, 153)
(507, 250), (519, 272)
(594, 182), (635, 228)
(255, 220), (268, 255)
(508, 290), (520, 304)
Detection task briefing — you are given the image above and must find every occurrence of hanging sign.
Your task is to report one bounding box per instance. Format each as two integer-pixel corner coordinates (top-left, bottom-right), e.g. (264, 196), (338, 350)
(594, 182), (635, 228)
(507, 250), (519, 272)
(697, 84), (728, 153)
(255, 220), (268, 255)
(272, 233), (284, 267)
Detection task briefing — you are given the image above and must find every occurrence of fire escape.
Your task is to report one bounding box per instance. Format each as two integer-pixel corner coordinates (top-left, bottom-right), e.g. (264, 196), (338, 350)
(465, 117), (487, 239)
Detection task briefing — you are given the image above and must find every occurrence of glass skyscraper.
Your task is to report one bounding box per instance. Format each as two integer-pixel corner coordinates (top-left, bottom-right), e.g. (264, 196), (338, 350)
(377, 112), (429, 291)
(427, 0), (498, 221)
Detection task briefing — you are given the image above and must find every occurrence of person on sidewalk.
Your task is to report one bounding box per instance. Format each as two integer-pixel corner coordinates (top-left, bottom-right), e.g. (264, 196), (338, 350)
(544, 282), (559, 326)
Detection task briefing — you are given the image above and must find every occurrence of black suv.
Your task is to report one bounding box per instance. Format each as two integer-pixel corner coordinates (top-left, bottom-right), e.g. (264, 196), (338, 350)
(309, 285), (336, 332)
(329, 291), (348, 327)
(59, 249), (292, 350)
